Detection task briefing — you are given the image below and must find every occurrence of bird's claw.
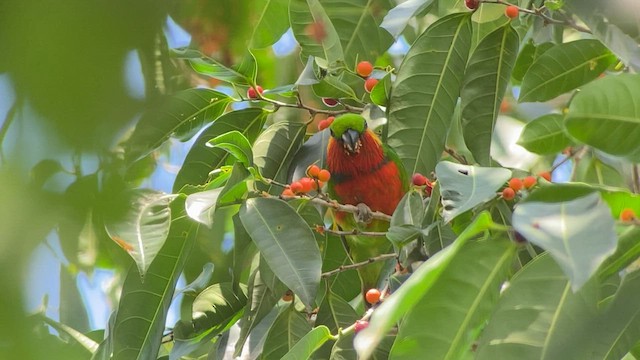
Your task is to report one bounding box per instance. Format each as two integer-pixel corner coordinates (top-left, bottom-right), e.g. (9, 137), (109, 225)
(356, 203), (373, 225)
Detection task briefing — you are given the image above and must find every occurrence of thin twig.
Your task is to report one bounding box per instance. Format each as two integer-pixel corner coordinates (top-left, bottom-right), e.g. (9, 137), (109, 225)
(321, 253), (398, 278)
(321, 227), (388, 237)
(246, 86), (364, 116)
(444, 147), (468, 165)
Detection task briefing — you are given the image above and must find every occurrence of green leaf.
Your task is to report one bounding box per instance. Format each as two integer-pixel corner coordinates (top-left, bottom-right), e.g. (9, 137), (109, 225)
(253, 121), (307, 195)
(173, 108), (267, 192)
(598, 226), (640, 282)
(390, 236), (516, 360)
(354, 212), (494, 359)
(281, 325), (334, 360)
(173, 48), (256, 85)
(388, 13), (473, 177)
(321, 234), (361, 302)
(290, 0), (344, 67)
(206, 130), (253, 167)
(575, 155), (626, 187)
(250, 0), (289, 48)
(475, 253), (600, 360)
(380, 0), (435, 38)
(565, 74), (640, 161)
(519, 39), (616, 103)
(38, 314), (99, 354)
(112, 197), (197, 360)
(513, 192), (617, 290)
(517, 114), (572, 155)
(369, 72), (392, 107)
(240, 197), (322, 309)
(175, 263), (214, 297)
(316, 291), (359, 333)
(125, 89), (231, 163)
(104, 189), (175, 277)
(461, 23), (519, 166)
(435, 161), (512, 223)
(261, 306), (312, 360)
(30, 159), (64, 188)
(312, 75), (357, 99)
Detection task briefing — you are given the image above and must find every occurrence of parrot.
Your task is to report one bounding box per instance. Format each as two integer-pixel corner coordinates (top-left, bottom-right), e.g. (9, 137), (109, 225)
(326, 113), (409, 297)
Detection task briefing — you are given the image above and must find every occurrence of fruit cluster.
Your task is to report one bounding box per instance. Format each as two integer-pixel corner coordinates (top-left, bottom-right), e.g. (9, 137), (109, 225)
(356, 61), (379, 93)
(412, 172), (434, 196)
(281, 165), (331, 196)
(246, 85), (264, 100)
(501, 171), (551, 200)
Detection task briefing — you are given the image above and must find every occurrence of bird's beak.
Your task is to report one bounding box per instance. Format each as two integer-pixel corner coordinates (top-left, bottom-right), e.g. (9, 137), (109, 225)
(341, 128), (361, 154)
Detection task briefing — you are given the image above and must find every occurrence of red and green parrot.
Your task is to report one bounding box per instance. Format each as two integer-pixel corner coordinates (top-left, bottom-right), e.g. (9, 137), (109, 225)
(326, 113), (409, 295)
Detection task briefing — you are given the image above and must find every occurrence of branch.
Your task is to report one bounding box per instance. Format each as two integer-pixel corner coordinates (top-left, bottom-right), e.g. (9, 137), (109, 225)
(318, 226), (388, 237)
(244, 87), (364, 116)
(444, 147), (469, 165)
(321, 253), (398, 278)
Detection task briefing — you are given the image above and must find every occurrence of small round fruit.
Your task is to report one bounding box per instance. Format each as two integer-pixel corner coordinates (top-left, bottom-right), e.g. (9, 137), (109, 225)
(318, 119), (330, 131)
(356, 61), (374, 77)
(307, 164), (321, 178)
(290, 181), (304, 194)
(412, 173), (427, 186)
(322, 98), (339, 107)
(354, 320), (369, 333)
(465, 0), (479, 10)
(299, 177), (315, 193)
(326, 116), (335, 125)
(508, 178), (523, 192)
(317, 169), (331, 182)
(505, 5), (519, 18)
(247, 85), (263, 99)
(365, 288), (381, 304)
(281, 188), (295, 197)
(523, 176), (537, 189)
(364, 78), (378, 93)
(539, 171), (552, 182)
(620, 208), (637, 222)
(282, 290), (293, 302)
(502, 187), (516, 201)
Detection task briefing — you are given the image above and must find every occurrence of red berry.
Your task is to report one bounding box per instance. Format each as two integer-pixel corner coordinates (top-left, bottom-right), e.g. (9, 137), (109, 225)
(508, 178), (523, 192)
(317, 169), (331, 182)
(318, 119), (330, 131)
(364, 78), (378, 93)
(425, 179), (434, 197)
(281, 188), (295, 197)
(307, 165), (321, 178)
(356, 61), (374, 77)
(326, 116), (335, 125)
(299, 177), (315, 193)
(620, 208), (637, 222)
(290, 181), (304, 194)
(505, 5), (519, 19)
(247, 85), (263, 99)
(465, 0), (479, 10)
(539, 171), (552, 182)
(365, 288), (381, 304)
(502, 187), (516, 201)
(523, 176), (537, 189)
(412, 173), (427, 186)
(282, 290), (293, 302)
(322, 98), (339, 107)
(354, 320), (369, 333)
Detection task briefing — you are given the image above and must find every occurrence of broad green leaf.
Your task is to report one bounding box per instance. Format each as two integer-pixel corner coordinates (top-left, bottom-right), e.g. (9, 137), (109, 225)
(435, 161), (512, 223)
(598, 226), (640, 282)
(104, 189), (175, 277)
(173, 108), (267, 192)
(565, 74), (640, 161)
(387, 13), (472, 177)
(354, 212), (494, 359)
(175, 263), (215, 297)
(253, 121), (307, 195)
(575, 155), (626, 187)
(390, 236), (516, 360)
(517, 114), (572, 155)
(206, 130), (253, 167)
(476, 253), (600, 360)
(185, 188), (223, 227)
(470, 3), (509, 48)
(112, 197), (197, 360)
(290, 0), (344, 67)
(321, 234), (361, 302)
(316, 291), (359, 333)
(512, 41), (554, 83)
(281, 325), (334, 360)
(250, 0), (289, 48)
(513, 192), (617, 290)
(312, 75), (357, 99)
(125, 89), (231, 163)
(261, 306), (312, 360)
(240, 197), (322, 309)
(369, 72), (392, 107)
(173, 48), (256, 85)
(38, 314), (99, 354)
(380, 0), (435, 38)
(461, 24), (519, 166)
(171, 283), (247, 360)
(391, 190), (425, 227)
(519, 39), (616, 102)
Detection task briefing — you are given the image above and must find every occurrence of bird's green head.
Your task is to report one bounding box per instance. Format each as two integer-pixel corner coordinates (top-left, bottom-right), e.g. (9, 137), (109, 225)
(329, 114), (368, 154)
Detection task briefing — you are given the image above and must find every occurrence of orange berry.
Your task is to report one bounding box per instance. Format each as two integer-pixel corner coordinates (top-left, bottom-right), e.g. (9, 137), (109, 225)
(539, 171), (552, 182)
(322, 98), (339, 107)
(317, 169), (331, 182)
(508, 178), (523, 192)
(523, 176), (536, 189)
(281, 188), (295, 197)
(290, 181), (304, 194)
(299, 177), (315, 193)
(326, 116), (335, 125)
(620, 208), (637, 222)
(247, 85), (263, 99)
(502, 187), (516, 201)
(365, 288), (381, 304)
(356, 61), (374, 77)
(307, 164), (321, 178)
(364, 78), (378, 93)
(317, 119), (330, 131)
(505, 5), (519, 19)
(354, 320), (368, 333)
(282, 290), (293, 302)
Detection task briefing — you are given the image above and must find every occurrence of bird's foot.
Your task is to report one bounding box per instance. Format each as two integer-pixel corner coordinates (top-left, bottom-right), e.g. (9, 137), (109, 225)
(355, 203), (373, 225)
